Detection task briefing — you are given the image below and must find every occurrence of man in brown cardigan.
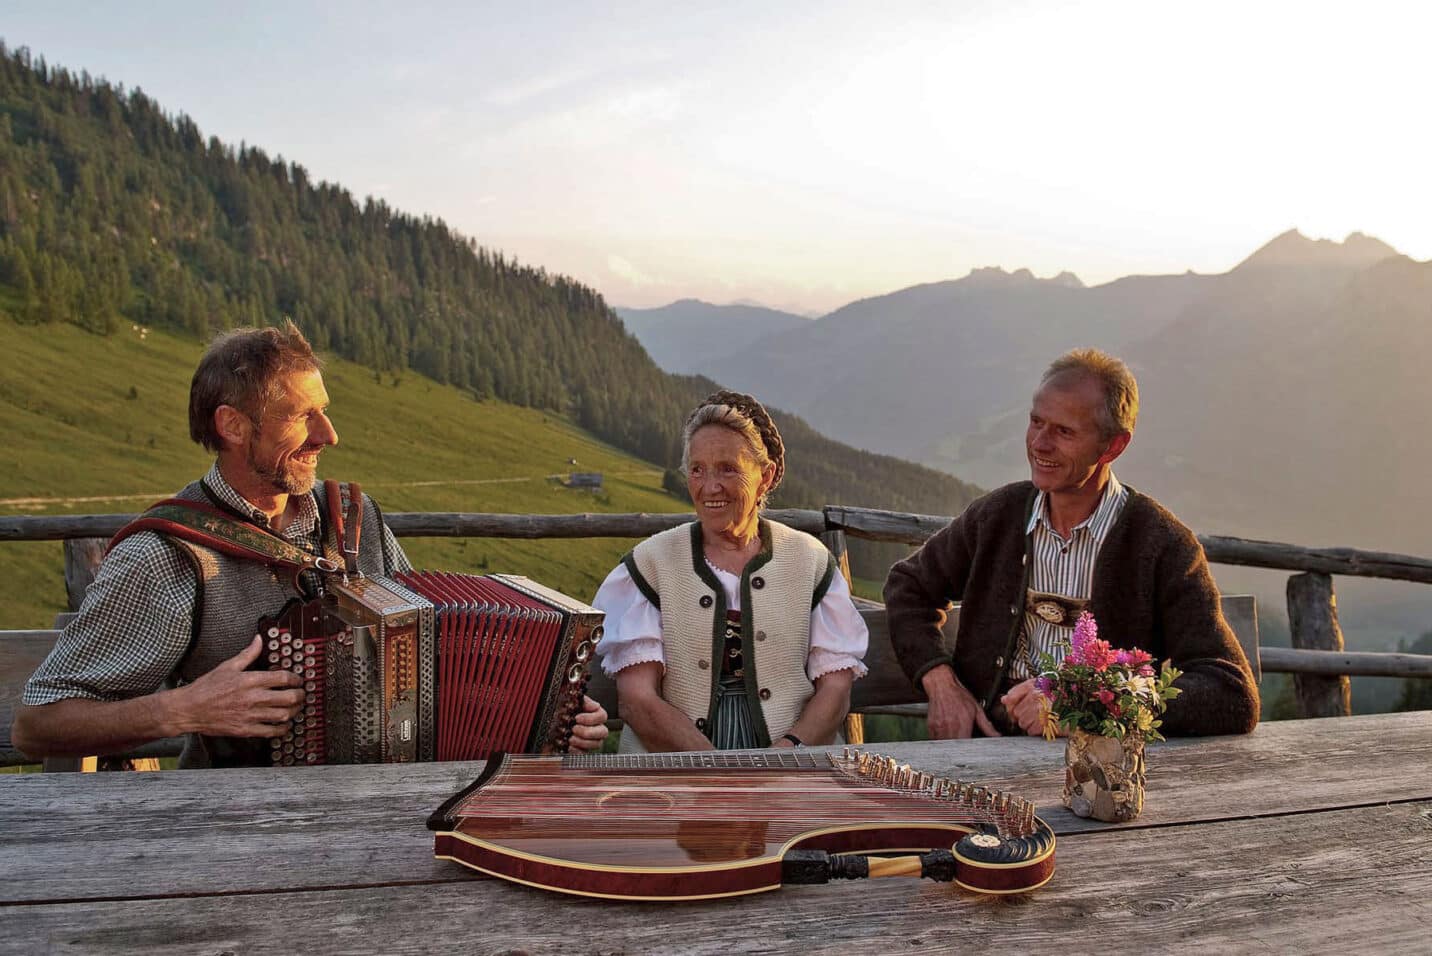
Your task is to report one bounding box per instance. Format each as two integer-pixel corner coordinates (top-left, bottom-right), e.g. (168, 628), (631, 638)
(884, 349), (1259, 738)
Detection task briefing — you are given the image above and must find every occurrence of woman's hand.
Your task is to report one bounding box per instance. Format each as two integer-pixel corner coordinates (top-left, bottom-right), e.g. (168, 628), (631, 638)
(781, 668), (856, 747)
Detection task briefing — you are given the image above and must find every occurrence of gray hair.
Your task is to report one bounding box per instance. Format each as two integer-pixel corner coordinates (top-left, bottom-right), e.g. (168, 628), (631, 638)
(1041, 348), (1139, 439)
(680, 390), (785, 505)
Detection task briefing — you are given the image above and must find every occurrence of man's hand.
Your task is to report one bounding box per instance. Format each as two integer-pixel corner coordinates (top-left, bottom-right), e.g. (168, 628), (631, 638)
(161, 636), (305, 738)
(1000, 679), (1049, 736)
(566, 695), (610, 752)
(921, 664), (1000, 739)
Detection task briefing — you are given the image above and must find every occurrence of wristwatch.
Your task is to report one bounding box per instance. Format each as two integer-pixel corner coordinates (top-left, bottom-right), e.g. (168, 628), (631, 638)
(780, 732), (804, 748)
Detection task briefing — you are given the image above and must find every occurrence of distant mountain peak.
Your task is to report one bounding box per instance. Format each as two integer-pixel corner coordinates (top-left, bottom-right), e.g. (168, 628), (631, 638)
(1236, 229), (1400, 271)
(960, 266), (1083, 289)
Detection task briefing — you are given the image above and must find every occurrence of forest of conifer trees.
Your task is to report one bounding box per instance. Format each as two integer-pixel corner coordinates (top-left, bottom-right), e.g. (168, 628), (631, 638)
(0, 41), (980, 576)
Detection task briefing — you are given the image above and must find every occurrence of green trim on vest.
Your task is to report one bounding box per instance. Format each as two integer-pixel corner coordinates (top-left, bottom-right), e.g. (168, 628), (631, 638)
(810, 552), (836, 610)
(622, 551), (662, 610)
(736, 520), (776, 748)
(687, 522), (730, 735)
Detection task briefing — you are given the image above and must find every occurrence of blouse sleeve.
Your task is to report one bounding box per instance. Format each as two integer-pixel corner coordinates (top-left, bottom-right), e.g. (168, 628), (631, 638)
(591, 562), (667, 678)
(807, 571), (869, 681)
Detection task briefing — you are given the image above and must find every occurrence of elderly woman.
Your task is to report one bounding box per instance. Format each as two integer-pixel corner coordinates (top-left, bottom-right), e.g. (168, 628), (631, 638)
(593, 390), (868, 753)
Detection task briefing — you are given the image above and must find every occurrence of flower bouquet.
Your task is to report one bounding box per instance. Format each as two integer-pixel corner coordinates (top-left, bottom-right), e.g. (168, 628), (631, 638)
(1035, 612), (1181, 822)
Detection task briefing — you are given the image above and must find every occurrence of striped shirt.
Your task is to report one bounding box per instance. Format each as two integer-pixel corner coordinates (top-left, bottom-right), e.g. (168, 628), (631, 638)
(1010, 473), (1128, 680)
(23, 464), (410, 706)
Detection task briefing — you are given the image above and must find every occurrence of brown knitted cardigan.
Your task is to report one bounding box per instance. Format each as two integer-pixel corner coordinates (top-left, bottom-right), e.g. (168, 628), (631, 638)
(884, 481), (1259, 737)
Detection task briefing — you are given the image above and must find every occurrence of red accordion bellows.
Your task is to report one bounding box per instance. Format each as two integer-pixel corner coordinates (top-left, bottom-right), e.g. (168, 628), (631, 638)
(397, 572), (590, 761)
(257, 572), (602, 766)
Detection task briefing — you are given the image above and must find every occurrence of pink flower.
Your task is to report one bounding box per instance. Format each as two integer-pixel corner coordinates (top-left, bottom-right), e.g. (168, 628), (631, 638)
(1138, 663), (1155, 677)
(1097, 688), (1116, 708)
(1075, 638), (1117, 672)
(1071, 611), (1098, 652)
(1115, 648), (1153, 667)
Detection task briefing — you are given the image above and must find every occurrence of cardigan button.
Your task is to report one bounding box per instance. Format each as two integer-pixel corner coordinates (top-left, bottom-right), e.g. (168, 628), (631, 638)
(758, 688), (771, 701)
(751, 576), (765, 590)
(698, 659), (711, 670)
(755, 630), (767, 642)
(699, 595), (713, 609)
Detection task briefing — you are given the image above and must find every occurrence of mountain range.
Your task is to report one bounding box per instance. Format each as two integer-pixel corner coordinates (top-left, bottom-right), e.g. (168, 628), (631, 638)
(620, 230), (1432, 648)
(615, 299), (811, 374)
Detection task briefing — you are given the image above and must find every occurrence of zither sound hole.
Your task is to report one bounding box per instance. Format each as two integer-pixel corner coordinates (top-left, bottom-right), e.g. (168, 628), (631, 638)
(596, 790), (677, 811)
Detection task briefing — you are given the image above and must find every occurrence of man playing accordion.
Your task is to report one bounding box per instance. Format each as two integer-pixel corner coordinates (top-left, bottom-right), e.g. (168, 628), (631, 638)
(12, 321), (609, 767)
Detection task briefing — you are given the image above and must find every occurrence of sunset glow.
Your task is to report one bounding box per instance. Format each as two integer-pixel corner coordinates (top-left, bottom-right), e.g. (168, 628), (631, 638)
(8, 0), (1429, 312)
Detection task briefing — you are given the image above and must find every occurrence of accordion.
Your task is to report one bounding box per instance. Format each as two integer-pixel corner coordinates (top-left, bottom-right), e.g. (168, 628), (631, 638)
(255, 572), (603, 766)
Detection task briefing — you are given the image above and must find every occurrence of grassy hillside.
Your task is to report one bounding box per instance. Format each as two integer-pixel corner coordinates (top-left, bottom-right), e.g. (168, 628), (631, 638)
(0, 315), (690, 627)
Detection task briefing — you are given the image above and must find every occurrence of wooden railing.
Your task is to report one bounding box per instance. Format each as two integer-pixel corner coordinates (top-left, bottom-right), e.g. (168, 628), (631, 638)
(5, 504), (1432, 722)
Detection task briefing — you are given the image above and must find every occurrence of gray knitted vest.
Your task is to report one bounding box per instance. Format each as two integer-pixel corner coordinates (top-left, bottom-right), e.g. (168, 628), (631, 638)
(167, 480), (391, 768)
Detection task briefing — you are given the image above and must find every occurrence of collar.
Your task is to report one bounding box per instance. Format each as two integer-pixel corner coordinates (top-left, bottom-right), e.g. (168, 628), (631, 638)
(203, 462), (320, 539)
(1026, 471), (1125, 536)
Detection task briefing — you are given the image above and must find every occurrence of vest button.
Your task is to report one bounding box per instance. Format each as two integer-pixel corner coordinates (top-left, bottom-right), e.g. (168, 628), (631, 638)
(1010, 605), (1019, 616)
(758, 688), (771, 701)
(995, 656), (1005, 668)
(699, 595), (713, 609)
(695, 718), (707, 730)
(755, 630), (767, 642)
(751, 576), (765, 590)
(698, 659), (710, 670)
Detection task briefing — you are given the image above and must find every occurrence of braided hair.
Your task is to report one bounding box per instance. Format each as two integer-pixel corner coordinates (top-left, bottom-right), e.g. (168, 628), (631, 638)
(681, 390), (786, 506)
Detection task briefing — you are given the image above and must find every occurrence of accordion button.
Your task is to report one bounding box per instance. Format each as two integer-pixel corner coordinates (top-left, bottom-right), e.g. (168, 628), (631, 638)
(698, 659), (710, 670)
(699, 595), (713, 608)
(759, 688), (772, 701)
(751, 576), (765, 590)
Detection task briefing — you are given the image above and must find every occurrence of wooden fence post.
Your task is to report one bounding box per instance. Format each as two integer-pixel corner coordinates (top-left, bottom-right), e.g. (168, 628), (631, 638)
(1286, 572), (1352, 718)
(63, 538), (107, 613)
(821, 529), (865, 746)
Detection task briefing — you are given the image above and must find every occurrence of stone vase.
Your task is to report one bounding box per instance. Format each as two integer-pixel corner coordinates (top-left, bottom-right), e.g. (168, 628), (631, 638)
(1063, 728), (1146, 822)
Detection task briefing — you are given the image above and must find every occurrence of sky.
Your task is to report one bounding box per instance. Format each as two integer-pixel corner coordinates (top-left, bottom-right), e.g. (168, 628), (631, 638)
(7, 1), (1431, 314)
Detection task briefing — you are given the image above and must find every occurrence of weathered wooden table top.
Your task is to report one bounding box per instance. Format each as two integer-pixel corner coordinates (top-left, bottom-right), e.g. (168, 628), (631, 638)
(2, 712), (1429, 955)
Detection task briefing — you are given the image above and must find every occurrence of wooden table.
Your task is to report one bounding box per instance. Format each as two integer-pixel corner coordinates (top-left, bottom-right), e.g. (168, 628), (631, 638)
(3, 713), (1429, 954)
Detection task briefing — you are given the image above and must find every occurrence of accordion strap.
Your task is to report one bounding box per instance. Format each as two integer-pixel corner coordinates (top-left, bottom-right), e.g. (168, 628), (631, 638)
(324, 479), (364, 576)
(108, 498), (335, 582)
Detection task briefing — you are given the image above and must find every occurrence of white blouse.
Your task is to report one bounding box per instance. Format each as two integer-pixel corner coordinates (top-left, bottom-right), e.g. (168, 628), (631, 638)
(592, 559), (870, 681)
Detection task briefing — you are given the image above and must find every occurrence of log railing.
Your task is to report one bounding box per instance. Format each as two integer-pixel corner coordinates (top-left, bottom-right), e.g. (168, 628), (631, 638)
(5, 504), (1431, 719)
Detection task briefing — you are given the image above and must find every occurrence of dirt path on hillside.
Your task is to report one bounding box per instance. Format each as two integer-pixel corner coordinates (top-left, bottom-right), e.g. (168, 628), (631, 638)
(0, 469), (663, 509)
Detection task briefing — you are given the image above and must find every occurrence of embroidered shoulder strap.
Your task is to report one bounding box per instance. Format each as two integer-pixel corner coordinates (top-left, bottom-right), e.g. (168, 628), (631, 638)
(108, 498), (331, 580)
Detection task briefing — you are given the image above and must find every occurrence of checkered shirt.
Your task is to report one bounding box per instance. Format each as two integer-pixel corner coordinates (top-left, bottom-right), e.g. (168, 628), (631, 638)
(23, 464), (411, 705)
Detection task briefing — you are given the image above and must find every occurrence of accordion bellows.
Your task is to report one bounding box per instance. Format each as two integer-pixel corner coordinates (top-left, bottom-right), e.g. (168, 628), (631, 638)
(257, 573), (603, 766)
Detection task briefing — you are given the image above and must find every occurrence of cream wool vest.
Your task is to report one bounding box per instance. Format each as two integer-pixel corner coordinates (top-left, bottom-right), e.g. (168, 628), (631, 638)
(620, 519), (835, 753)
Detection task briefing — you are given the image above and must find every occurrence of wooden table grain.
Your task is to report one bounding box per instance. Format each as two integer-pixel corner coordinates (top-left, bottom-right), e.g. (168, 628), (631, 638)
(2, 713), (1429, 955)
